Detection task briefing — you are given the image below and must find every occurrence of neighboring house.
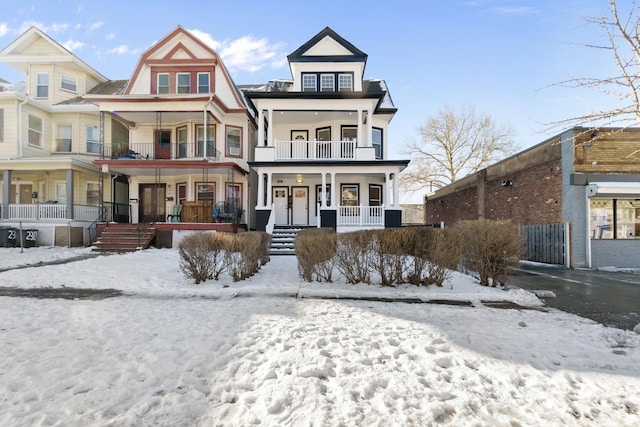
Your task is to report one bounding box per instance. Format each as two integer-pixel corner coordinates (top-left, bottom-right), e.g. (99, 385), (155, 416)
(0, 77), (11, 91)
(84, 26), (256, 245)
(0, 27), (108, 246)
(424, 127), (640, 268)
(242, 27), (409, 232)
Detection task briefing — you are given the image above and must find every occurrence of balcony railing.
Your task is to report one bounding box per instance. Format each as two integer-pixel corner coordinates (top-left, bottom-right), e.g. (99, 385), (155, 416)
(103, 142), (220, 161)
(275, 140), (355, 160)
(1, 204), (100, 221)
(338, 205), (384, 227)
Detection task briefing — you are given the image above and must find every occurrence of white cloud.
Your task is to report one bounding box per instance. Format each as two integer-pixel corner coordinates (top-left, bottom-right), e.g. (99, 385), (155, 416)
(63, 39), (84, 52)
(189, 29), (286, 73)
(492, 6), (538, 16)
(50, 22), (69, 33)
(105, 32), (115, 40)
(88, 21), (103, 31)
(0, 22), (8, 37)
(107, 44), (141, 55)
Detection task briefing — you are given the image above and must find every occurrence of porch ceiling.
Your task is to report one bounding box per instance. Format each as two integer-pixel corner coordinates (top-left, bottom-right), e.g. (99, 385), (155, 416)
(110, 110), (208, 126)
(95, 160), (248, 177)
(272, 110), (361, 125)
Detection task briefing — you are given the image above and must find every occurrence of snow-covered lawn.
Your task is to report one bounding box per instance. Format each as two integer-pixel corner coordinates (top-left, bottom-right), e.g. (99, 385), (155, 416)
(0, 247), (638, 426)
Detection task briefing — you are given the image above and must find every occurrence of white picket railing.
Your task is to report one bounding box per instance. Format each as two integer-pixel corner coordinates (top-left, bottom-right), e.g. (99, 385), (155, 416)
(337, 205), (384, 227)
(275, 140), (355, 160)
(4, 204), (99, 221)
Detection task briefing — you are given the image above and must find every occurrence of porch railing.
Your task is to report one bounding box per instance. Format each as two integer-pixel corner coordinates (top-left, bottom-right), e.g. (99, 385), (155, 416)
(103, 142), (220, 161)
(338, 205), (384, 227)
(3, 204), (100, 222)
(275, 140), (355, 160)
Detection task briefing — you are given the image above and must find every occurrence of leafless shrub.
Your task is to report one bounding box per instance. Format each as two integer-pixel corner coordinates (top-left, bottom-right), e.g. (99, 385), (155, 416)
(454, 219), (523, 286)
(178, 232), (225, 284)
(295, 228), (337, 282)
(335, 230), (373, 284)
(225, 232), (269, 281)
(369, 228), (412, 286)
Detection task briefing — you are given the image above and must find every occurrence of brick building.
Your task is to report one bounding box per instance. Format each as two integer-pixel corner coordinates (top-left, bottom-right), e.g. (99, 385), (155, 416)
(424, 127), (640, 268)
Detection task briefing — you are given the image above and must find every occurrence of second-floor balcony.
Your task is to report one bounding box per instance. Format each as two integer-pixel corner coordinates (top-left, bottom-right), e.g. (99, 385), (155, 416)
(256, 139), (376, 162)
(102, 142), (220, 161)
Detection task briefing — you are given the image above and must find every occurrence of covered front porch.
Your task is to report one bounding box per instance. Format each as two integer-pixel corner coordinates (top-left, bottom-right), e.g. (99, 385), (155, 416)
(249, 162), (407, 233)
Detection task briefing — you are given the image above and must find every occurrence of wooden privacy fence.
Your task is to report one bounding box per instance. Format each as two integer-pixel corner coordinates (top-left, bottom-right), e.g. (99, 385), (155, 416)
(520, 223), (568, 266)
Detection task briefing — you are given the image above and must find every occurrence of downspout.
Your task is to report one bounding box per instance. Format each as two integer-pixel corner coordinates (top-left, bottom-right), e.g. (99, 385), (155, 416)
(17, 95), (28, 158)
(585, 185), (592, 268)
(203, 95), (213, 160)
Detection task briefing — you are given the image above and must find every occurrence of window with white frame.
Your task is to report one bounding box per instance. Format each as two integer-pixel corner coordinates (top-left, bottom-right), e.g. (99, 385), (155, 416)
(177, 73), (190, 94)
(196, 183), (215, 202)
(372, 127), (383, 159)
(28, 114), (43, 147)
(302, 74), (317, 92)
(86, 125), (101, 154)
(60, 75), (77, 93)
(56, 125), (72, 152)
(86, 182), (100, 206)
(320, 74), (335, 92)
(157, 73), (169, 94)
(197, 72), (210, 93)
(0, 108), (3, 143)
(338, 74), (353, 91)
(196, 124), (215, 157)
(177, 126), (188, 158)
(341, 184), (359, 207)
(55, 182), (67, 204)
(36, 73), (49, 98)
(226, 126), (241, 157)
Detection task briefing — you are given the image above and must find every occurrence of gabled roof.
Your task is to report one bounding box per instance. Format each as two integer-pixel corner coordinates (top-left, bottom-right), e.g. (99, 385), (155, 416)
(0, 26), (108, 82)
(287, 26), (367, 65)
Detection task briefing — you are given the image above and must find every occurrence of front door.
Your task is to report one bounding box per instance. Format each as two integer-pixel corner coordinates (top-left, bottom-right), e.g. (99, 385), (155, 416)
(139, 183), (166, 222)
(273, 187), (288, 225)
(292, 187), (308, 225)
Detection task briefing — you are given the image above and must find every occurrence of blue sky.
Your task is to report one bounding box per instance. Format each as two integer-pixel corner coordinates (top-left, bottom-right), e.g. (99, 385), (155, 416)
(0, 0), (625, 159)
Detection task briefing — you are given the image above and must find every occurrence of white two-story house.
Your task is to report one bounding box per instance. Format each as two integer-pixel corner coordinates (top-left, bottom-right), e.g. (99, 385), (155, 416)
(243, 27), (408, 232)
(0, 27), (107, 245)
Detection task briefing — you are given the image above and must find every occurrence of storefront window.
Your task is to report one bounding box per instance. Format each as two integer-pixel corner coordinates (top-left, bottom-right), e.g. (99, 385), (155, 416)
(590, 198), (640, 239)
(616, 199), (640, 239)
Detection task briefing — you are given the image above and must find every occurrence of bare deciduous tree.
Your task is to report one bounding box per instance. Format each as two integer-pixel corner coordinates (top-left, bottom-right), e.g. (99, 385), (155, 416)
(401, 105), (517, 191)
(552, 0), (640, 129)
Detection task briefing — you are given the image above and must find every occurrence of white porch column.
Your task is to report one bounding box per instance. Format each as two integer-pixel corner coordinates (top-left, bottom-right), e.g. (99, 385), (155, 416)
(357, 109), (363, 147)
(258, 110), (265, 147)
(393, 172), (400, 208)
(266, 172), (273, 207)
(330, 172), (336, 208)
(267, 109), (273, 147)
(257, 171), (264, 208)
(386, 172), (392, 209)
(321, 172), (327, 208)
(367, 111), (373, 148)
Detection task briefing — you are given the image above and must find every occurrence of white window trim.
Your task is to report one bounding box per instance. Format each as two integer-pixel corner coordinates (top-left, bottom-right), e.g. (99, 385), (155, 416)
(36, 73), (49, 99)
(157, 73), (170, 94)
(28, 114), (43, 148)
(177, 72), (190, 94)
(56, 124), (73, 152)
(338, 74), (353, 91)
(320, 74), (335, 92)
(60, 75), (78, 93)
(302, 74), (317, 92)
(197, 72), (210, 93)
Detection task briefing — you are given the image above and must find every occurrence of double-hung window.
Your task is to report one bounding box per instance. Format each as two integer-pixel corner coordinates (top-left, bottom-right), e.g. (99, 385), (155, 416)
(302, 74), (317, 92)
(320, 74), (335, 92)
(338, 74), (353, 91)
(86, 182), (100, 206)
(36, 73), (49, 98)
(196, 124), (215, 157)
(28, 115), (43, 147)
(157, 73), (169, 94)
(197, 72), (210, 93)
(226, 126), (242, 157)
(86, 125), (101, 154)
(372, 127), (383, 159)
(56, 125), (72, 152)
(60, 75), (77, 93)
(177, 73), (190, 94)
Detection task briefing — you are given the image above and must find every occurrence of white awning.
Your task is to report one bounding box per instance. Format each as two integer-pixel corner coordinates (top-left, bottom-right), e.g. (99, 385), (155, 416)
(587, 182), (640, 197)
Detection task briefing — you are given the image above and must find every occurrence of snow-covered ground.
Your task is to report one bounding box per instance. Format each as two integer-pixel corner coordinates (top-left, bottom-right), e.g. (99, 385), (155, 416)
(0, 247), (638, 426)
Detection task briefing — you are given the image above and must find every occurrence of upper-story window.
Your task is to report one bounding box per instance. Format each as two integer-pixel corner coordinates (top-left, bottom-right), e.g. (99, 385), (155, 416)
(302, 72), (354, 92)
(320, 74), (335, 92)
(338, 74), (353, 91)
(198, 72), (210, 93)
(157, 73), (170, 94)
(60, 75), (77, 93)
(226, 125), (242, 157)
(56, 125), (72, 152)
(302, 74), (317, 92)
(28, 114), (43, 147)
(86, 125), (101, 154)
(36, 73), (49, 98)
(372, 127), (383, 159)
(177, 73), (191, 94)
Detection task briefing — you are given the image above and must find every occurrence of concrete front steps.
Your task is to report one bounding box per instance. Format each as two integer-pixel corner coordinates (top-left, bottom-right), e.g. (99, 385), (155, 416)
(270, 225), (313, 256)
(93, 223), (156, 252)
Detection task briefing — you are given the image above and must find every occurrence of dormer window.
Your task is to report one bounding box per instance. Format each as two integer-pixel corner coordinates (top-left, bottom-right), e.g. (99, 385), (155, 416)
(157, 73), (169, 94)
(36, 73), (48, 98)
(198, 72), (210, 93)
(301, 72), (353, 92)
(302, 74), (317, 92)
